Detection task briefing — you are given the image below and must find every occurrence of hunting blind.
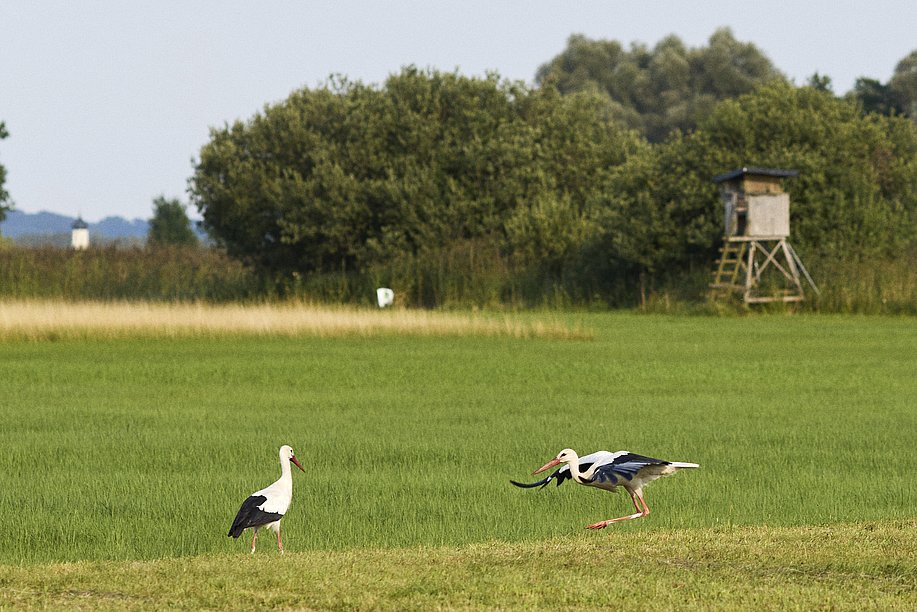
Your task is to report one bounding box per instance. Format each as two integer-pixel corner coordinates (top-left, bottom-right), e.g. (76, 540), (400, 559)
(710, 167), (819, 304)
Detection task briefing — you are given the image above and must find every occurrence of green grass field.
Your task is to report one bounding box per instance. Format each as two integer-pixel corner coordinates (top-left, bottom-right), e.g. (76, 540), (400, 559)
(1, 311), (915, 608)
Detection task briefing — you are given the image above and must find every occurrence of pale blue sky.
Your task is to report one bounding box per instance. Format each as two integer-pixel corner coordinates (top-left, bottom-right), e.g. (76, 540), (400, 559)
(1, 1), (915, 222)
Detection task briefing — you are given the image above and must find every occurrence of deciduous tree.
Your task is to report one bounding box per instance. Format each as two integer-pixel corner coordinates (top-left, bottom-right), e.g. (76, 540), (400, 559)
(536, 28), (784, 142)
(0, 122), (11, 225)
(890, 49), (917, 120)
(190, 68), (640, 279)
(148, 196), (198, 247)
(846, 49), (917, 121)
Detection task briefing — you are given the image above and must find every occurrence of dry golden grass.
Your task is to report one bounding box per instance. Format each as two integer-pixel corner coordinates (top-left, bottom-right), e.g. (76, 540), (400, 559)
(0, 299), (590, 341)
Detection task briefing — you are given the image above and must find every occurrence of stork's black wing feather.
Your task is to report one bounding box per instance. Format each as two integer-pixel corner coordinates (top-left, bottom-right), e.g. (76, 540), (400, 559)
(227, 495), (284, 538)
(589, 453), (669, 485)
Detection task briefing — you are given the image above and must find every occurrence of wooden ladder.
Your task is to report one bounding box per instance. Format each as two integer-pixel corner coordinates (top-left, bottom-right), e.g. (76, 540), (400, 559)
(709, 240), (747, 299)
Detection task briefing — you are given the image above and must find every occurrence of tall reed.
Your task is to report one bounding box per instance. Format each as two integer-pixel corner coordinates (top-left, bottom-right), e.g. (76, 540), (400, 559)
(803, 250), (917, 315)
(0, 243), (913, 313)
(0, 245), (259, 301)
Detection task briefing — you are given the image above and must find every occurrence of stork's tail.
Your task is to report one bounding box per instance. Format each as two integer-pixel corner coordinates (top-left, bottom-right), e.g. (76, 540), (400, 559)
(669, 461), (699, 469)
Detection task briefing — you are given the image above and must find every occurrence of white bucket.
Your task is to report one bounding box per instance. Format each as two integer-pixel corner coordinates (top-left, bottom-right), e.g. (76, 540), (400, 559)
(376, 287), (394, 308)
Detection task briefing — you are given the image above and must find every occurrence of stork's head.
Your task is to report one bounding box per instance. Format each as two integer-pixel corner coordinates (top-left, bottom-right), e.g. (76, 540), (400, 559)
(280, 444), (306, 473)
(533, 448), (579, 475)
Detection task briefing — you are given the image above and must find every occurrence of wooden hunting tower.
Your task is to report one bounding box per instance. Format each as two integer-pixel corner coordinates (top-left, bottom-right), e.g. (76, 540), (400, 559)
(710, 167), (819, 304)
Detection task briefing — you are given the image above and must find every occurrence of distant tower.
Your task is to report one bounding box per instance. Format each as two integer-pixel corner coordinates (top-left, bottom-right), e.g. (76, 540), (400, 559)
(71, 217), (89, 250)
(709, 167), (819, 304)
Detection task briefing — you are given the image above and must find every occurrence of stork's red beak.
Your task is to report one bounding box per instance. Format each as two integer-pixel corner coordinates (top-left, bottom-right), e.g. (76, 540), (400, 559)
(291, 455), (305, 473)
(533, 457), (561, 475)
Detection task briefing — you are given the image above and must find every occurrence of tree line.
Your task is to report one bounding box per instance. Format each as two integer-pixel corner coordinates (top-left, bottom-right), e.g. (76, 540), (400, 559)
(536, 28), (917, 142)
(189, 33), (916, 305)
(2, 30), (915, 308)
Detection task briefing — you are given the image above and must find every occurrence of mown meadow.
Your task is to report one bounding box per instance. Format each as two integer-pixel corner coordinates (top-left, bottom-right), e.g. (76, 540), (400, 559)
(1, 305), (915, 608)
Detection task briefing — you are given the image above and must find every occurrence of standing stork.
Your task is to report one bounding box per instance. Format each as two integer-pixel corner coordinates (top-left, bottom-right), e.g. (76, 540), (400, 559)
(512, 448), (698, 529)
(228, 445), (305, 553)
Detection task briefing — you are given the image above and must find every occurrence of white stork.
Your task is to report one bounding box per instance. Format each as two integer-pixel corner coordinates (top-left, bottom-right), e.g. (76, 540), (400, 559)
(228, 445), (305, 553)
(512, 448), (699, 529)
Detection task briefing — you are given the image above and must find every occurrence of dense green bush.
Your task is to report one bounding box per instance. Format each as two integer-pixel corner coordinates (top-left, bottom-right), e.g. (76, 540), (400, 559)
(601, 82), (917, 279)
(190, 68), (642, 281)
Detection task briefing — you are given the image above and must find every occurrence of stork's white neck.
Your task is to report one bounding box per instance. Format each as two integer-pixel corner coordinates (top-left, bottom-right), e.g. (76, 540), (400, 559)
(565, 453), (597, 484)
(277, 454), (293, 488)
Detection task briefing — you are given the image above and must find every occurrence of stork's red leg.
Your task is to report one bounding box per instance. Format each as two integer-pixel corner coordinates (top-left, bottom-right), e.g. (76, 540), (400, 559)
(586, 512), (644, 529)
(250, 529), (258, 554)
(277, 526), (284, 554)
(585, 490), (649, 529)
(636, 492), (651, 516)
